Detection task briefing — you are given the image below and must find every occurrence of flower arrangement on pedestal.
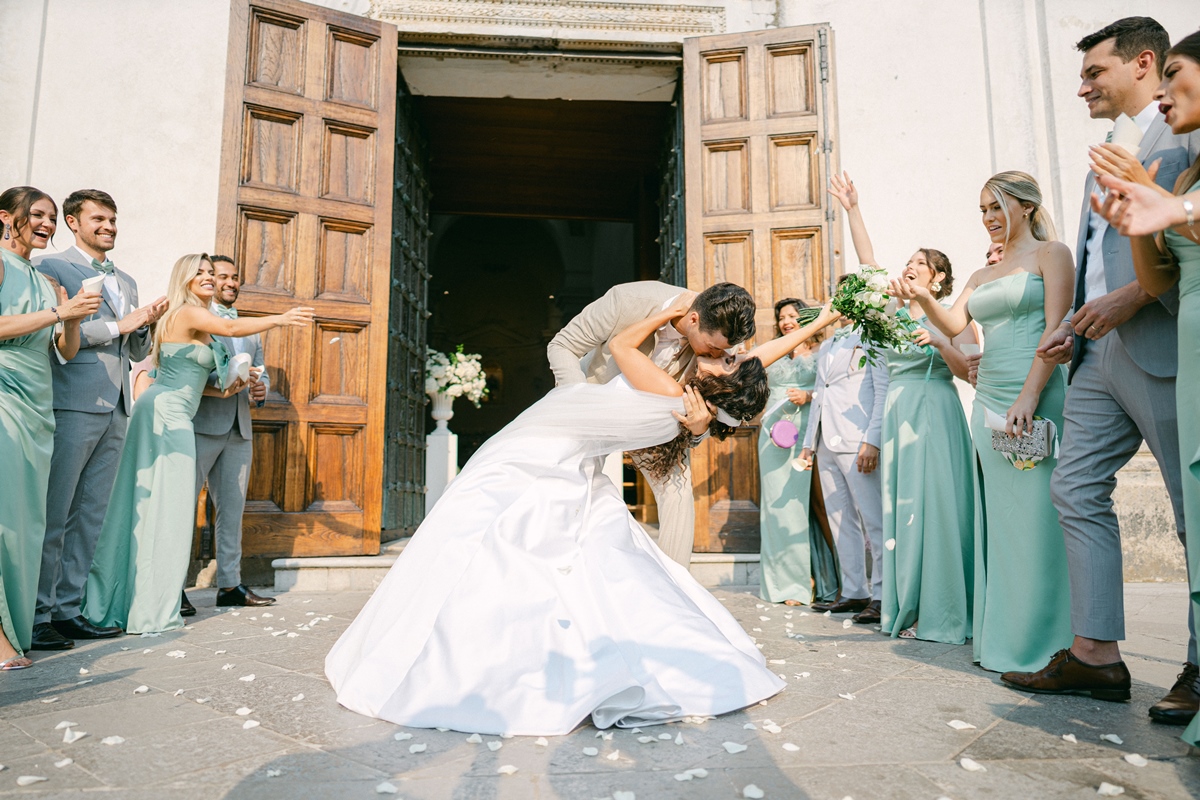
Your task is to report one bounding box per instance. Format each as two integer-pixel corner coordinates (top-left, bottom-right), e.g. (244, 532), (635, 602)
(425, 346), (489, 429)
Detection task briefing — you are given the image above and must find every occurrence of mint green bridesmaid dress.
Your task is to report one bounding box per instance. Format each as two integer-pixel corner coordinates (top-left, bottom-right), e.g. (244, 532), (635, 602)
(1166, 181), (1200, 747)
(880, 315), (974, 644)
(0, 250), (57, 655)
(757, 354), (840, 604)
(84, 341), (228, 634)
(967, 272), (1073, 672)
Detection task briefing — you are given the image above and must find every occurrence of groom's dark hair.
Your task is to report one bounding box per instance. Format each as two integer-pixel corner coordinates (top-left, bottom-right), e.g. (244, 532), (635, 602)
(691, 282), (756, 344)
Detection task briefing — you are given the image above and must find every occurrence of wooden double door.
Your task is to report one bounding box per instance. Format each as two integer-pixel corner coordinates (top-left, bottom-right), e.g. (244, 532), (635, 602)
(216, 0), (839, 557)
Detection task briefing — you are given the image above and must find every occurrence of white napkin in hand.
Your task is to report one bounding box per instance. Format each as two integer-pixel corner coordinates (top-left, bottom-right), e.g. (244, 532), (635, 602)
(1110, 113), (1143, 156)
(80, 275), (106, 294)
(983, 407), (1009, 432)
(225, 352), (252, 388)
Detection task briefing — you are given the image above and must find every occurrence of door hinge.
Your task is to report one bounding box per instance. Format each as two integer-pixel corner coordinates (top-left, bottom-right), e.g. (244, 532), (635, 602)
(818, 28), (830, 83)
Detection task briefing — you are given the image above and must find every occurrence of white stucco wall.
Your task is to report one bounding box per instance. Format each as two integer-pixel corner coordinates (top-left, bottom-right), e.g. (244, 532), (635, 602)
(779, 0), (1199, 289)
(0, 0), (230, 302)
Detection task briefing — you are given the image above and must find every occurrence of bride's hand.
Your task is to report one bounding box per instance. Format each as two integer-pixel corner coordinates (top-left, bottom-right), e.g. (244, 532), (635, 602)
(671, 385), (712, 436)
(668, 291), (697, 318)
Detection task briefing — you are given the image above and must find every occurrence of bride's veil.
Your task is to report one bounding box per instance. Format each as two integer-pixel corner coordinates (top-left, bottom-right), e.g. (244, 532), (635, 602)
(469, 380), (686, 464)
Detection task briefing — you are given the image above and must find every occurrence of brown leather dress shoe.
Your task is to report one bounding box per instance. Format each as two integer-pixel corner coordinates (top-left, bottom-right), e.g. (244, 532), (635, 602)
(1148, 662), (1199, 725)
(810, 597), (870, 614)
(1001, 649), (1131, 702)
(852, 600), (881, 624)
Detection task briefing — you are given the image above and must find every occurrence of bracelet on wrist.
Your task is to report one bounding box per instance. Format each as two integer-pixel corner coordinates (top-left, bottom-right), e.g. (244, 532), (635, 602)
(50, 306), (62, 324)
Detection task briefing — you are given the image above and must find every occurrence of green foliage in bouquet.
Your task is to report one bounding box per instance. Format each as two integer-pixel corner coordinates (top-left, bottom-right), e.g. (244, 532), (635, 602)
(830, 266), (917, 367)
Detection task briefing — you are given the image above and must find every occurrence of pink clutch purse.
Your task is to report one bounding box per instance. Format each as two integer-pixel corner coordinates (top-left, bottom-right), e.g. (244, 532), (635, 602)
(769, 419), (800, 448)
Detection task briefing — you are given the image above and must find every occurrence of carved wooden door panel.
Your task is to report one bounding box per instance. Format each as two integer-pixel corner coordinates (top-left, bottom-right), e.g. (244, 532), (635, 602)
(215, 0), (397, 557)
(683, 25), (840, 552)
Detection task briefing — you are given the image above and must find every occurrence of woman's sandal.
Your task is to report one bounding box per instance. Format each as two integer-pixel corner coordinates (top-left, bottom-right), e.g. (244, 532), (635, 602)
(783, 599), (804, 607)
(0, 654), (32, 671)
(898, 625), (918, 640)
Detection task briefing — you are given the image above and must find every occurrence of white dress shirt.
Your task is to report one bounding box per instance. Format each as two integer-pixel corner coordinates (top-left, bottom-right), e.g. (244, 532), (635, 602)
(1083, 101), (1159, 304)
(649, 294), (685, 369)
(76, 244), (125, 341)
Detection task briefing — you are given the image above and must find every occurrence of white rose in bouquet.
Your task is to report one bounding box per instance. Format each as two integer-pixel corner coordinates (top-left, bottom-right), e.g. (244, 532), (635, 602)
(865, 273), (889, 293)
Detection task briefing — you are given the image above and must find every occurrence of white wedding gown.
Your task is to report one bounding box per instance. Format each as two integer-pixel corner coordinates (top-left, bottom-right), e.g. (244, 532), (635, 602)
(326, 377), (785, 736)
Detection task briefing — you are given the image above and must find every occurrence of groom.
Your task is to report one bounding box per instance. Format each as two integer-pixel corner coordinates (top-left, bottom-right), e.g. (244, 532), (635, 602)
(547, 281), (756, 566)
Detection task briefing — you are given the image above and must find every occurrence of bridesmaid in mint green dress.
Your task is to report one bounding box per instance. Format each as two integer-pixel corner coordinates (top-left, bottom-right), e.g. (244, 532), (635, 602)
(757, 299), (839, 605)
(84, 253), (312, 634)
(827, 173), (977, 643)
(896, 171), (1076, 672)
(0, 187), (100, 668)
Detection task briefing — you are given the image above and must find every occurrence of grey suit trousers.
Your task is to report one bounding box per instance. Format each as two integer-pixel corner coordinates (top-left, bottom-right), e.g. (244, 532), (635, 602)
(817, 440), (884, 601)
(195, 430), (253, 588)
(37, 407), (128, 624)
(635, 452), (694, 568)
(1050, 333), (1195, 661)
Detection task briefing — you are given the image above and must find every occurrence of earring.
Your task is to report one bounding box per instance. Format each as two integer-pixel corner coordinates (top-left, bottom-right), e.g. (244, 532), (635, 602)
(3, 224), (9, 240)
(930, 281), (942, 294)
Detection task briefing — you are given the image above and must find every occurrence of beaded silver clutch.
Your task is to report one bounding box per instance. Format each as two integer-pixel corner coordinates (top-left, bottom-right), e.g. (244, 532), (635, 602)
(990, 419), (1052, 459)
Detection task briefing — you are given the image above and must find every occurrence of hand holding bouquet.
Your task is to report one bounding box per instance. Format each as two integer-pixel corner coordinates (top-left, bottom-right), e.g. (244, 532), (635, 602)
(830, 266), (917, 363)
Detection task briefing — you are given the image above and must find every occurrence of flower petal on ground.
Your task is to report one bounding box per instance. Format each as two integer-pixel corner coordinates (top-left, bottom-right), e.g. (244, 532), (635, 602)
(242, 720), (260, 730)
(16, 776), (48, 786)
(582, 747), (598, 756)
(394, 732), (413, 741)
(947, 720), (976, 731)
(101, 736), (125, 746)
(239, 674), (255, 682)
(1097, 783), (1125, 797)
(1123, 754), (1148, 767)
(497, 765), (518, 775)
(605, 750), (621, 761)
(723, 742), (749, 754)
(54, 759), (72, 768)
(133, 686), (149, 694)
(292, 694), (304, 702)
(466, 733), (482, 743)
(54, 722), (78, 730)
(375, 782), (398, 794)
(743, 785), (766, 799)
(1101, 734), (1124, 745)
(487, 741), (502, 751)
(1062, 734), (1077, 743)
(783, 743), (800, 752)
(235, 707), (252, 716)
(408, 743), (427, 753)
(959, 757), (985, 772)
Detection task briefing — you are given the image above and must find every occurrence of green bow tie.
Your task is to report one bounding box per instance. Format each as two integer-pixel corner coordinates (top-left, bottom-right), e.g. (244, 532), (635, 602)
(91, 258), (114, 275)
(212, 304), (238, 320)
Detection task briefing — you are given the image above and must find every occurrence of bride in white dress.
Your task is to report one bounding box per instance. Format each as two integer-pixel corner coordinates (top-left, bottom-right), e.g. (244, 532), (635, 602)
(326, 301), (839, 736)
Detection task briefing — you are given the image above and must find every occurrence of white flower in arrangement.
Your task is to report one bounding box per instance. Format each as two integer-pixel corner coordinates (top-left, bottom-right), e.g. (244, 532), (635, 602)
(865, 272), (889, 293)
(425, 346), (489, 408)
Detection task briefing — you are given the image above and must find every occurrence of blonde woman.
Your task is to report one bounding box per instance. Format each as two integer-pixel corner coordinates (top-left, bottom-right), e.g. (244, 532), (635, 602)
(892, 172), (1076, 675)
(83, 254), (312, 634)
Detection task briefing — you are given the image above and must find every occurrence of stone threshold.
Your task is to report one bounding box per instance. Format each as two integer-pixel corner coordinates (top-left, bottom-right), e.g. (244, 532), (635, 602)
(272, 539), (761, 592)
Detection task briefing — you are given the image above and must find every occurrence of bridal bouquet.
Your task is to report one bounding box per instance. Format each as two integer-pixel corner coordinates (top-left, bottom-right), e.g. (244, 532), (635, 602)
(425, 346), (489, 407)
(830, 266), (917, 364)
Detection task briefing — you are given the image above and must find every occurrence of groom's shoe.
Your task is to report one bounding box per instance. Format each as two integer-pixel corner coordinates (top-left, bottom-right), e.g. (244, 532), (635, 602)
(217, 585), (276, 607)
(811, 597), (870, 614)
(852, 600), (881, 624)
(1001, 649), (1131, 702)
(30, 623), (74, 650)
(52, 616), (123, 640)
(1148, 662), (1200, 725)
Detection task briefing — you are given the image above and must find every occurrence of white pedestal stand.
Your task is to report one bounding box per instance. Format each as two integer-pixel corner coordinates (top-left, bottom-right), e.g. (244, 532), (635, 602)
(425, 392), (458, 514)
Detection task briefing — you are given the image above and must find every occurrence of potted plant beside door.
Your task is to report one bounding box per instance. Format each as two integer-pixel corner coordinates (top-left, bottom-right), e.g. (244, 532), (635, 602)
(425, 345), (489, 428)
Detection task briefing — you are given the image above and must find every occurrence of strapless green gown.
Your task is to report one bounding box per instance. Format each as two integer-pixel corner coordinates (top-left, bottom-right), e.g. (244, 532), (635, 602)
(1166, 182), (1200, 747)
(84, 341), (228, 634)
(0, 250), (57, 655)
(757, 354), (839, 604)
(967, 272), (1072, 672)
(880, 322), (974, 644)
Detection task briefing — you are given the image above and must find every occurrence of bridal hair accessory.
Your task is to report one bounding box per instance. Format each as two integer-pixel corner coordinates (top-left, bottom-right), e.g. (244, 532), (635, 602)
(714, 407), (743, 428)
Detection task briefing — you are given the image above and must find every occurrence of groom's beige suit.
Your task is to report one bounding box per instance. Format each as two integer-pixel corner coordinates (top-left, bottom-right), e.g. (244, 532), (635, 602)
(547, 281), (699, 566)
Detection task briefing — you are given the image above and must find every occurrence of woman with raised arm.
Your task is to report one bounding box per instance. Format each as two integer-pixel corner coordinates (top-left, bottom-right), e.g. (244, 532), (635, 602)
(891, 171), (1075, 673)
(755, 298), (840, 607)
(83, 254), (312, 634)
(1091, 30), (1200, 743)
(0, 187), (102, 670)
(327, 298), (839, 735)
(829, 172), (976, 645)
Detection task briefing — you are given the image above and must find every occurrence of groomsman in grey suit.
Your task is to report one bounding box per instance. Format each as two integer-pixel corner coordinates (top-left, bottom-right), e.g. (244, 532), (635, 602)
(188, 254), (275, 612)
(32, 189), (166, 649)
(1009, 18), (1200, 723)
(800, 322), (889, 623)
(547, 281), (756, 567)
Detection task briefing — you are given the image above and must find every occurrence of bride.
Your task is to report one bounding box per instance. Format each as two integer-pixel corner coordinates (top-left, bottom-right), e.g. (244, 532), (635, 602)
(326, 298), (839, 736)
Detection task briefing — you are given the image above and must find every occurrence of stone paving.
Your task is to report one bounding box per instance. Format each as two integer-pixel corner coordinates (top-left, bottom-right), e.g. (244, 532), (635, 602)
(1, 583), (1197, 799)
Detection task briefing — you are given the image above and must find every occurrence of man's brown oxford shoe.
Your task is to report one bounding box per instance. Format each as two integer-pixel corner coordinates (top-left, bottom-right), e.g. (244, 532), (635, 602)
(1149, 662), (1199, 725)
(810, 597), (870, 614)
(1001, 649), (1130, 702)
(852, 600), (882, 624)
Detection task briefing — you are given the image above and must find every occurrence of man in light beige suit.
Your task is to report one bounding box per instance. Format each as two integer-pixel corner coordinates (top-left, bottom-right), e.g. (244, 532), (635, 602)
(547, 281), (757, 566)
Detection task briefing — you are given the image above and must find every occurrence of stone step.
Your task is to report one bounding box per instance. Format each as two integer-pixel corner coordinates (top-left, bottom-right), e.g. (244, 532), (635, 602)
(272, 538), (761, 592)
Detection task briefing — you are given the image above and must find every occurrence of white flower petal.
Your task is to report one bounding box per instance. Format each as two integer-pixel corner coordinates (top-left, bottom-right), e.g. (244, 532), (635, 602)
(40, 697), (59, 704)
(101, 736), (125, 746)
(763, 723), (783, 734)
(75, 679), (92, 685)
(292, 694), (304, 702)
(1097, 783), (1125, 797)
(487, 741), (502, 751)
(497, 765), (518, 775)
(674, 773), (693, 781)
(768, 659), (785, 665)
(1101, 734), (1124, 745)
(535, 737), (549, 747)
(837, 653), (847, 659)
(1123, 753), (1148, 767)
(842, 619), (853, 629)
(782, 743), (800, 752)
(723, 741), (749, 754)
(54, 721), (79, 730)
(743, 785), (766, 799)
(796, 672), (811, 678)
(54, 758), (72, 768)
(947, 720), (976, 731)
(637, 736), (655, 743)
(885, 538), (896, 551)
(62, 729), (86, 744)
(408, 743), (427, 753)
(582, 747), (599, 756)
(78, 668), (89, 675)
(236, 707), (253, 716)
(242, 720), (260, 730)
(838, 693), (855, 701)
(959, 757), (986, 772)
(759, 616), (771, 621)
(658, 733), (672, 740)
(195, 698), (211, 704)
(674, 732), (684, 745)
(743, 723), (757, 730)
(465, 733), (482, 743)
(605, 750), (621, 761)
(687, 768), (708, 778)
(394, 732), (413, 741)
(375, 782), (398, 794)
(239, 674), (255, 682)
(222, 664), (235, 670)
(166, 650), (186, 659)
(1062, 733), (1077, 743)
(133, 686), (149, 694)
(16, 776), (48, 786)
(266, 769), (282, 778)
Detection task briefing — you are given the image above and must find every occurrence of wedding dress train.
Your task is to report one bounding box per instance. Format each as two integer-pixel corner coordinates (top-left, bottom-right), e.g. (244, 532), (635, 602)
(326, 378), (784, 736)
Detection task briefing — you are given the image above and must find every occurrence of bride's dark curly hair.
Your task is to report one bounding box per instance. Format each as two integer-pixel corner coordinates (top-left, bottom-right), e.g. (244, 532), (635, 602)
(630, 357), (769, 480)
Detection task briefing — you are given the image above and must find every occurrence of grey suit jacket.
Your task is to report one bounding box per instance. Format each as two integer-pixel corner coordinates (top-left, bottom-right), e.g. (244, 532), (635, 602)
(547, 281), (697, 386)
(35, 246), (150, 414)
(1070, 115), (1200, 380)
(802, 331), (889, 454)
(193, 332), (268, 440)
